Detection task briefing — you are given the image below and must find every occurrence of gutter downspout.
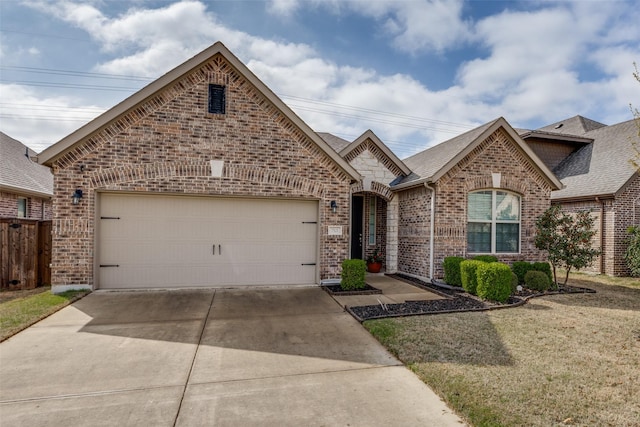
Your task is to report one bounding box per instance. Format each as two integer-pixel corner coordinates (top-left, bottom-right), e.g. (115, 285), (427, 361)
(424, 183), (435, 280)
(596, 197), (605, 274)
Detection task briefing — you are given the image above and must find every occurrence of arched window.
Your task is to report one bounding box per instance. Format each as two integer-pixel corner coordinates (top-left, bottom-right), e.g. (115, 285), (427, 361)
(467, 190), (520, 254)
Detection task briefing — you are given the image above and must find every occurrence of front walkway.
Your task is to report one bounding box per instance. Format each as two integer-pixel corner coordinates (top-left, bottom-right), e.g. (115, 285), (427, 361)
(330, 274), (445, 308)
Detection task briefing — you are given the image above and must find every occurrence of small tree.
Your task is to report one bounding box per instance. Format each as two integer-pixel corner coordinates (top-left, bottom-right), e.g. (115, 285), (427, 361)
(534, 205), (601, 287)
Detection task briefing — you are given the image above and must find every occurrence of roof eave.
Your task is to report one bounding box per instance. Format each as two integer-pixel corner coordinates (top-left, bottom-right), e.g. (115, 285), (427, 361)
(0, 184), (53, 199)
(390, 176), (432, 191)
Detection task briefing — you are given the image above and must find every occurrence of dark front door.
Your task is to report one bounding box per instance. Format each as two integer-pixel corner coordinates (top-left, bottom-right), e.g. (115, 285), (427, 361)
(351, 196), (363, 259)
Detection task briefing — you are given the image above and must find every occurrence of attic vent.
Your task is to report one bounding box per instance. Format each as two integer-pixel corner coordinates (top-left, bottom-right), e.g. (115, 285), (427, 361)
(554, 123), (564, 129)
(208, 84), (226, 114)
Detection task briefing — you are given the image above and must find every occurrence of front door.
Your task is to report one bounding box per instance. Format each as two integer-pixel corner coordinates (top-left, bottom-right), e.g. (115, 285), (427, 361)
(350, 196), (363, 259)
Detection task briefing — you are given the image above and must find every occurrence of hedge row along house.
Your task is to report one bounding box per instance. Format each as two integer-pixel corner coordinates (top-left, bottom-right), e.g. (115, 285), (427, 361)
(36, 42), (635, 293)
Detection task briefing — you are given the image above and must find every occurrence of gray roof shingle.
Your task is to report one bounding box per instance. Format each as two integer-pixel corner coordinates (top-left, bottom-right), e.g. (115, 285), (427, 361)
(551, 119), (638, 200)
(0, 132), (53, 197)
(537, 115), (607, 135)
(316, 132), (351, 152)
(400, 119), (499, 184)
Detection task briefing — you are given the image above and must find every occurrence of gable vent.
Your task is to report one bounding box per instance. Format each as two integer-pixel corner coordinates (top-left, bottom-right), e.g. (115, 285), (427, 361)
(208, 84), (226, 114)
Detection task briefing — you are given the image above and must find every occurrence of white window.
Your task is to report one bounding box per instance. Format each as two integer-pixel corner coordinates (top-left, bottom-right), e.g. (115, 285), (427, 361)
(368, 197), (376, 245)
(17, 198), (27, 218)
(467, 190), (520, 253)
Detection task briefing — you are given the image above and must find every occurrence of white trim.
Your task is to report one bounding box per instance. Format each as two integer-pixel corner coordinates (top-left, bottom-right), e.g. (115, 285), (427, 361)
(467, 189), (521, 254)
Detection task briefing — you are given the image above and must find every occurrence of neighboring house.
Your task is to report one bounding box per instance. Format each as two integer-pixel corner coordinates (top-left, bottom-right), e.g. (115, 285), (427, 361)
(520, 116), (640, 276)
(37, 42), (565, 293)
(0, 132), (53, 220)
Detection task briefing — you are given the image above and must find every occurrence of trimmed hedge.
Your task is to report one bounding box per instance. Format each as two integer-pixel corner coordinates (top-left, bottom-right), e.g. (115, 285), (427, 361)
(443, 256), (464, 286)
(512, 261), (534, 284)
(460, 260), (485, 295)
(476, 262), (513, 303)
(341, 259), (366, 290)
(473, 255), (498, 263)
(511, 272), (519, 293)
(532, 262), (552, 282)
(524, 270), (551, 292)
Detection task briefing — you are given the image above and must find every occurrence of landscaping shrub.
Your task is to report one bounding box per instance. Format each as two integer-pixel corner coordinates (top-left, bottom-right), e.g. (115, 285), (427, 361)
(531, 262), (553, 282)
(443, 256), (464, 286)
(476, 262), (513, 303)
(512, 261), (533, 284)
(524, 270), (551, 292)
(473, 255), (498, 263)
(625, 226), (640, 277)
(341, 259), (366, 290)
(460, 260), (485, 295)
(511, 272), (519, 293)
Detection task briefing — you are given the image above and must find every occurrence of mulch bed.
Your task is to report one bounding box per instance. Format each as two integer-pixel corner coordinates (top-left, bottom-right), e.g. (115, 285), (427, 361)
(346, 274), (596, 322)
(322, 283), (382, 296)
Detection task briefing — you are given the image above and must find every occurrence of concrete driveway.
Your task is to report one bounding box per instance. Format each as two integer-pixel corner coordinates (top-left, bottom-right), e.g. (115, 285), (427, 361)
(0, 287), (464, 426)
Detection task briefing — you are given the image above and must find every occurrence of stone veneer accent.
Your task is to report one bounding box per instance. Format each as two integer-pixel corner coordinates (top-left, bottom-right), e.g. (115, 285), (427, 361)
(49, 54), (353, 289)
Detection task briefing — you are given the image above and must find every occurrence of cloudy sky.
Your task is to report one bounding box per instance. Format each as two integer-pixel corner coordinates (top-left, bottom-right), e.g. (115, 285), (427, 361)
(1, 0), (639, 158)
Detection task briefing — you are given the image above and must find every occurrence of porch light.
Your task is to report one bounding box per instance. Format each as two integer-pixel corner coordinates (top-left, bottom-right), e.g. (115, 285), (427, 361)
(71, 188), (83, 205)
(330, 200), (337, 213)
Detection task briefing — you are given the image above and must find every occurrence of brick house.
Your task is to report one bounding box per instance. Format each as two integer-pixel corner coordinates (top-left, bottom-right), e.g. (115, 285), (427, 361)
(1, 132), (53, 220)
(39, 42), (563, 292)
(520, 116), (639, 276)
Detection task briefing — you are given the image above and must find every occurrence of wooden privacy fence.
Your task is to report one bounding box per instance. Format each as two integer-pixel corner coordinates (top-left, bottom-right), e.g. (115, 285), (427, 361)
(0, 219), (52, 291)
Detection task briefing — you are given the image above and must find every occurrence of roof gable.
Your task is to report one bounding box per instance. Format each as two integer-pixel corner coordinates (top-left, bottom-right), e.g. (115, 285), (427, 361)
(38, 42), (360, 181)
(340, 130), (411, 177)
(397, 117), (562, 190)
(0, 132), (53, 198)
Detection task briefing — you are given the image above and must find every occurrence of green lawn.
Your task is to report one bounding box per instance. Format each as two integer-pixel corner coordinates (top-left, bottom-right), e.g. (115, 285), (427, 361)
(365, 274), (640, 427)
(0, 289), (90, 342)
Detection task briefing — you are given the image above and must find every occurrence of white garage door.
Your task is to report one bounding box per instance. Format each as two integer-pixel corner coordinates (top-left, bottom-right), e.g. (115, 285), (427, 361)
(98, 193), (318, 289)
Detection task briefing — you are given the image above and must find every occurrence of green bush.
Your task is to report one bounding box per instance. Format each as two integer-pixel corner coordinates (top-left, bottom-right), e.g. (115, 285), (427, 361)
(625, 226), (640, 277)
(476, 262), (513, 303)
(511, 272), (519, 293)
(473, 255), (498, 263)
(443, 256), (464, 286)
(532, 262), (552, 282)
(511, 261), (533, 284)
(341, 259), (366, 290)
(460, 260), (485, 295)
(524, 270), (551, 292)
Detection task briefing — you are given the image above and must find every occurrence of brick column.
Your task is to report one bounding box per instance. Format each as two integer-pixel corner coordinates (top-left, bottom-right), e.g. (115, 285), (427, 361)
(386, 195), (399, 273)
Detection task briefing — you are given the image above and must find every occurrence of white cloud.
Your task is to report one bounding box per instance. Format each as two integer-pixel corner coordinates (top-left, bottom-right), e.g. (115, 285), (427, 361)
(13, 0), (640, 157)
(266, 0), (301, 17)
(0, 84), (105, 152)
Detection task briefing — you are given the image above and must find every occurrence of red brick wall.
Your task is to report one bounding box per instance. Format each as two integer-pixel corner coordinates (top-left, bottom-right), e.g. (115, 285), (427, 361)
(397, 186), (431, 277)
(50, 54), (352, 288)
(613, 173), (640, 275)
(557, 173), (640, 277)
(397, 128), (554, 280)
(0, 191), (52, 220)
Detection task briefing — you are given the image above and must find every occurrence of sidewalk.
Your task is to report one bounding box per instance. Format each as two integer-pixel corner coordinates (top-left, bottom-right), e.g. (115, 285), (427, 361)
(330, 274), (445, 308)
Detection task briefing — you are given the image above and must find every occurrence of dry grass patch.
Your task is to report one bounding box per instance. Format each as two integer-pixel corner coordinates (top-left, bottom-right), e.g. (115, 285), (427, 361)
(365, 278), (640, 427)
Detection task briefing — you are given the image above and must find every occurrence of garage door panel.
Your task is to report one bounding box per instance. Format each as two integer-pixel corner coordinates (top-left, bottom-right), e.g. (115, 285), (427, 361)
(98, 194), (318, 289)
